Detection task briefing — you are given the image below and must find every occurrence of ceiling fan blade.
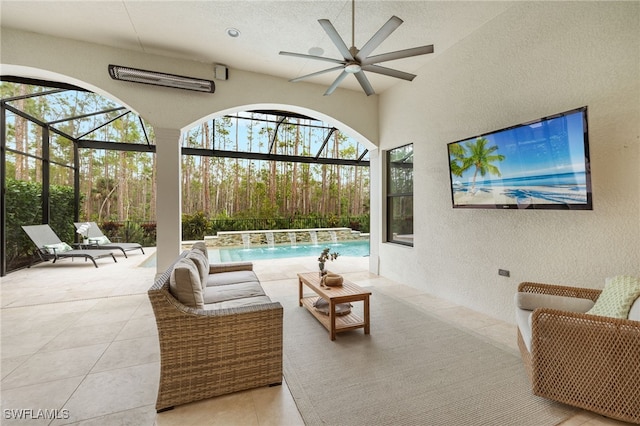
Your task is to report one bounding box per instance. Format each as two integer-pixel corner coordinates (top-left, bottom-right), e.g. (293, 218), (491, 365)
(356, 15), (403, 61)
(289, 66), (346, 83)
(279, 51), (345, 65)
(318, 19), (354, 61)
(354, 71), (375, 96)
(361, 45), (434, 65)
(361, 64), (417, 81)
(324, 70), (349, 96)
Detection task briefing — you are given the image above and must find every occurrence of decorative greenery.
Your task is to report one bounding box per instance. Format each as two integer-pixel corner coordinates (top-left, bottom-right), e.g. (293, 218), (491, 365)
(318, 247), (339, 272)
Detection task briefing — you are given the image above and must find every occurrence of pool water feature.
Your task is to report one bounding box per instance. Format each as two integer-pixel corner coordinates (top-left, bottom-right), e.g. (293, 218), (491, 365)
(215, 240), (369, 262)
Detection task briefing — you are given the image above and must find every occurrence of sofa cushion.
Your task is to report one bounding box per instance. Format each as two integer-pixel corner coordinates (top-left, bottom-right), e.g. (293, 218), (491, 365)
(204, 295), (273, 310)
(169, 258), (204, 309)
(206, 270), (260, 287)
(587, 275), (640, 319)
(203, 281), (266, 304)
(186, 249), (209, 289)
(515, 292), (595, 313)
(191, 241), (207, 257)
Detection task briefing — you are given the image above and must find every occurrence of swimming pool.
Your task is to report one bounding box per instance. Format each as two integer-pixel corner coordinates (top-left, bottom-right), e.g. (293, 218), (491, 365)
(214, 240), (370, 262)
(140, 240), (369, 267)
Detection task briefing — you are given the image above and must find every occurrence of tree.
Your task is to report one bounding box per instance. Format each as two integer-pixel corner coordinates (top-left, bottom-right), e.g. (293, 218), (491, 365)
(458, 137), (505, 194)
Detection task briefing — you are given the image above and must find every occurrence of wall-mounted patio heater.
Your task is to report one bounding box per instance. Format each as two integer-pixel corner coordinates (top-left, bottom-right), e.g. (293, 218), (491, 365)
(108, 64), (215, 93)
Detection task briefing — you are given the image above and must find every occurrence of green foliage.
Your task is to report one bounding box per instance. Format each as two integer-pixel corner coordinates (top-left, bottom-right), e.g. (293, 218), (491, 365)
(49, 183), (77, 242)
(182, 211), (210, 240)
(5, 179), (42, 267)
(5, 178), (77, 270)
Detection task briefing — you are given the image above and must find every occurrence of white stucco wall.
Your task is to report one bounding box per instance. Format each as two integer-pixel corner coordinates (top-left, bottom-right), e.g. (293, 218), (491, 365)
(377, 2), (640, 323)
(0, 28), (379, 143)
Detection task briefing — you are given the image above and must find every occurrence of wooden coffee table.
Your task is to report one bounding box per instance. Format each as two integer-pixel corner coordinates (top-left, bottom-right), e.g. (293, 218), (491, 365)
(298, 272), (371, 340)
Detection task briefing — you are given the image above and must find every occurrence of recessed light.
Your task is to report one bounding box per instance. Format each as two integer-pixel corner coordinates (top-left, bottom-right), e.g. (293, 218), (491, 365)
(226, 28), (240, 38)
(308, 47), (324, 56)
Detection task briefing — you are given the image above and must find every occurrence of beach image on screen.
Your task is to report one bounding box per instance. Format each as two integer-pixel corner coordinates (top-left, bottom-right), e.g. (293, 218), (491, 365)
(448, 109), (590, 208)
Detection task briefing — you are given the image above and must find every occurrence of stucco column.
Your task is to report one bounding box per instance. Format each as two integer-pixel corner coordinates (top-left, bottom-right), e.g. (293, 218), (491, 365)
(368, 148), (380, 275)
(154, 127), (182, 275)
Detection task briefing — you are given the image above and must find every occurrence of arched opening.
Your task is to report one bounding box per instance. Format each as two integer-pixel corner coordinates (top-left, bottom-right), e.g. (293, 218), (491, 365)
(1, 78), (373, 275)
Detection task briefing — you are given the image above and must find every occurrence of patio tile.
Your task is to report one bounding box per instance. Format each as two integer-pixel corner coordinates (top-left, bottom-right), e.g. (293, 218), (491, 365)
(53, 405), (156, 426)
(1, 329), (62, 359)
(40, 321), (127, 352)
(0, 355), (29, 380)
(251, 377), (305, 426)
(91, 336), (159, 373)
(1, 343), (108, 390)
(0, 376), (84, 426)
(56, 362), (159, 424)
(114, 316), (158, 341)
(155, 390), (258, 426)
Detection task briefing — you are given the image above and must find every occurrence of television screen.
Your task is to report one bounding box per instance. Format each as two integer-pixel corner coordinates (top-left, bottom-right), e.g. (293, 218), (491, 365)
(447, 107), (592, 210)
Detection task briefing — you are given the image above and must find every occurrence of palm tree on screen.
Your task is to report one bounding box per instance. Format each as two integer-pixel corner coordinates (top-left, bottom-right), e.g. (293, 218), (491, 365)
(449, 143), (467, 178)
(461, 137), (505, 194)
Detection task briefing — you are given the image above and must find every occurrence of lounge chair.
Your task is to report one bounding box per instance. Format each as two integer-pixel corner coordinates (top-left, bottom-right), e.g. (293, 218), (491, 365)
(74, 222), (145, 258)
(22, 224), (117, 268)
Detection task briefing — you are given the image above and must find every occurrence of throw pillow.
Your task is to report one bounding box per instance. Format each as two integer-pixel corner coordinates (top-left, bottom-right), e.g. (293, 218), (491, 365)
(186, 249), (209, 290)
(169, 258), (204, 309)
(191, 241), (208, 257)
(313, 298), (352, 316)
(92, 236), (111, 245)
(44, 242), (73, 254)
(587, 275), (640, 319)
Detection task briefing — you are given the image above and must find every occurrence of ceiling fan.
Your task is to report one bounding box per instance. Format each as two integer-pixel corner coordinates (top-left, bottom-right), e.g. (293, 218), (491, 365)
(279, 0), (434, 96)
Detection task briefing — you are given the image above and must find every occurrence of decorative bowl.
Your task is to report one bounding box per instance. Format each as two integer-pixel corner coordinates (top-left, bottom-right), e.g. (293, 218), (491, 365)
(324, 273), (343, 287)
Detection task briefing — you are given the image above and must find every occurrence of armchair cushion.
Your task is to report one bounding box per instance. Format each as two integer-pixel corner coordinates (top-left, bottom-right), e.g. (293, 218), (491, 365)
(515, 292), (595, 353)
(629, 297), (640, 321)
(516, 292), (595, 312)
(169, 258), (204, 309)
(586, 275), (640, 319)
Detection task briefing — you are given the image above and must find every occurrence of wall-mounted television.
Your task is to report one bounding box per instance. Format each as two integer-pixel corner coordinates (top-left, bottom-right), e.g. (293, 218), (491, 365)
(447, 107), (592, 210)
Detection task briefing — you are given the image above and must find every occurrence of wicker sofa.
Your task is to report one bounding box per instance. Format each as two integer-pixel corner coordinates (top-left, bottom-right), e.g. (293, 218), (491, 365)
(515, 279), (640, 424)
(148, 243), (283, 412)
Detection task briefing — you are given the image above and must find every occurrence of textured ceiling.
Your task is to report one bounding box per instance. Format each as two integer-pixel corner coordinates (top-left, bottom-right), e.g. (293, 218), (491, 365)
(0, 1), (514, 94)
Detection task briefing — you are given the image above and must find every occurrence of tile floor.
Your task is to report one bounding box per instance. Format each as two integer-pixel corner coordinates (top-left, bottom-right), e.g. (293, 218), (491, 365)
(0, 249), (631, 425)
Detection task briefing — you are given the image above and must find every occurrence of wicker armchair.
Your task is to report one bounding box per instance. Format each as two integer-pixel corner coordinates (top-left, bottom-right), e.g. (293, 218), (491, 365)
(517, 282), (640, 424)
(148, 258), (283, 412)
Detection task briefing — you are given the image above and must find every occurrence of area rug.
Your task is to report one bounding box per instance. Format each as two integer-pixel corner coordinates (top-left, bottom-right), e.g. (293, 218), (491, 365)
(282, 289), (577, 426)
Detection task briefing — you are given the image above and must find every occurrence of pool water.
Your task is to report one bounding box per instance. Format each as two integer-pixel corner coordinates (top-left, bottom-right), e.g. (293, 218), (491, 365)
(215, 240), (370, 262)
(140, 240), (370, 267)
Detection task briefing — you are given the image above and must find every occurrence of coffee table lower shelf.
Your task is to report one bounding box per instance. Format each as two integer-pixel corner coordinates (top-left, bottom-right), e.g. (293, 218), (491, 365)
(301, 296), (366, 334)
